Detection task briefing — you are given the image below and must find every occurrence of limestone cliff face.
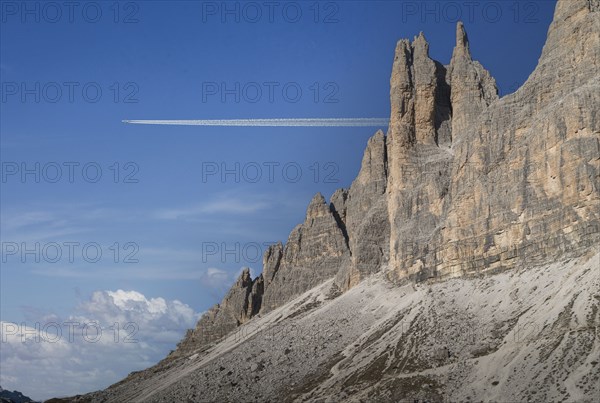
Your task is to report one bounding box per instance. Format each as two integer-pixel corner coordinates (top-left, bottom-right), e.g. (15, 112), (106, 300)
(385, 31), (457, 281)
(178, 0), (599, 351)
(403, 0), (599, 281)
(334, 129), (389, 289)
(261, 193), (350, 311)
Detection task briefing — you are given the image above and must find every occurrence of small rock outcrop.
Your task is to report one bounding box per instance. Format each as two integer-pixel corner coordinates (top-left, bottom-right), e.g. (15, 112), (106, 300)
(0, 387), (37, 403)
(174, 268), (262, 354)
(262, 242), (282, 290)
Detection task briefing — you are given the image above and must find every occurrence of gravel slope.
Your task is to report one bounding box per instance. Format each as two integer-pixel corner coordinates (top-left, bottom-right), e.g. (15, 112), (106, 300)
(72, 251), (598, 402)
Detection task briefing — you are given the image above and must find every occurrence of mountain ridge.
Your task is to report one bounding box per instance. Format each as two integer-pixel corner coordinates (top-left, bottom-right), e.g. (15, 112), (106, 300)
(174, 0), (598, 354)
(53, 0), (599, 401)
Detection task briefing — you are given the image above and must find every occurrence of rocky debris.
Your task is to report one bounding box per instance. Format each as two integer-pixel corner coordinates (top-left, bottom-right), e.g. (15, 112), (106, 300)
(74, 253), (600, 402)
(249, 362), (264, 372)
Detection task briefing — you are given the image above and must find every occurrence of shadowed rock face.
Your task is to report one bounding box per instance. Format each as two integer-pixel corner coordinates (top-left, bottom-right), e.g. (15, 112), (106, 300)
(261, 193), (351, 312)
(333, 130), (390, 289)
(71, 3), (598, 398)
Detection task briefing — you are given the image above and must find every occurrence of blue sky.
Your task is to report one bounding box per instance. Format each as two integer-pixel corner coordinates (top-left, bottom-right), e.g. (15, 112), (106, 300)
(1, 0), (556, 399)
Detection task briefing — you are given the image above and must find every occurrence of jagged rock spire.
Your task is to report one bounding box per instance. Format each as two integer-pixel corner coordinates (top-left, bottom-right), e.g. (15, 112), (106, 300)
(333, 129), (390, 289)
(260, 189), (350, 312)
(453, 21), (471, 60)
(388, 31), (449, 152)
(306, 192), (329, 219)
(388, 39), (415, 149)
(448, 21), (498, 136)
(411, 32), (438, 146)
(262, 242), (282, 289)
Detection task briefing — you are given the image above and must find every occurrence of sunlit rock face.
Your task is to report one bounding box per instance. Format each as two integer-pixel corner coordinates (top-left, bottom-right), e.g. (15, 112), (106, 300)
(384, 0), (598, 284)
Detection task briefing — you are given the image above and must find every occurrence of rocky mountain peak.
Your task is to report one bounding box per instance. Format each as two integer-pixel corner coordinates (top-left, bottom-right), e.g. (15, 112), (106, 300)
(174, 9), (597, 355)
(306, 192), (329, 219)
(411, 32), (428, 55)
(526, 0), (599, 108)
(447, 22), (498, 137)
(236, 268), (252, 286)
(117, 2), (599, 392)
(355, 129), (387, 187)
(66, 1), (600, 400)
(452, 21), (471, 60)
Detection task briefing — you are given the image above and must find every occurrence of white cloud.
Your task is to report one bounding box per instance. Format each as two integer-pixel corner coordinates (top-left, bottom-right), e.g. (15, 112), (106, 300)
(0, 290), (201, 401)
(29, 264), (244, 284)
(152, 189), (273, 221)
(201, 267), (228, 286)
(0, 203), (131, 244)
(199, 267), (239, 297)
(154, 199), (269, 220)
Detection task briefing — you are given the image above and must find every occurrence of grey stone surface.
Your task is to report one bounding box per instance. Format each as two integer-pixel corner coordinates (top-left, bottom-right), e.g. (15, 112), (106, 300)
(172, 268), (261, 356)
(335, 129), (390, 289)
(261, 193), (350, 312)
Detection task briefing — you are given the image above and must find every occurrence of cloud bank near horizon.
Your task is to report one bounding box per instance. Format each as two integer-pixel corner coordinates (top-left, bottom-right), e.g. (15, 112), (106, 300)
(0, 289), (201, 401)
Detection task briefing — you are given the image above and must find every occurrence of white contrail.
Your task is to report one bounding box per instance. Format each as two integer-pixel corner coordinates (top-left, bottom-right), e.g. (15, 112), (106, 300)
(122, 118), (390, 127)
